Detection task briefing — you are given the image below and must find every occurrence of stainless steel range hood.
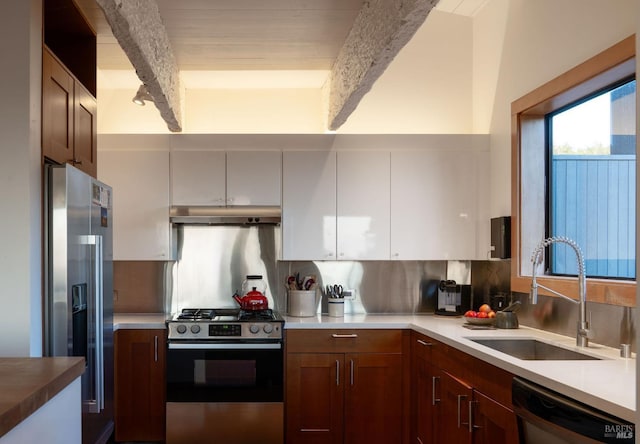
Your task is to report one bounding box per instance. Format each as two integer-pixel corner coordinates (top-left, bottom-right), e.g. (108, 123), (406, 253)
(170, 206), (281, 225)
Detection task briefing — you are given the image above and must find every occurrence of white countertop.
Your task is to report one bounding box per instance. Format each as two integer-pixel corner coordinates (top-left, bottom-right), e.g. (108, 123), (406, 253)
(114, 312), (636, 422)
(284, 314), (635, 422)
(114, 313), (169, 330)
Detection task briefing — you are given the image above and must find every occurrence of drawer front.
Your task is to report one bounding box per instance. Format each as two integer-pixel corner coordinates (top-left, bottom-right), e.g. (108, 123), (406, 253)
(411, 331), (434, 360)
(431, 339), (476, 383)
(286, 329), (403, 353)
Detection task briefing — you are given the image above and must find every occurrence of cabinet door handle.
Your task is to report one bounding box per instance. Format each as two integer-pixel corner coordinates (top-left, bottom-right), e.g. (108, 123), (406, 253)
(469, 400), (479, 432)
(332, 334), (358, 339)
(457, 395), (467, 428)
(154, 335), (158, 362)
(336, 360), (340, 386)
(417, 339), (432, 347)
(350, 359), (354, 386)
(432, 376), (440, 405)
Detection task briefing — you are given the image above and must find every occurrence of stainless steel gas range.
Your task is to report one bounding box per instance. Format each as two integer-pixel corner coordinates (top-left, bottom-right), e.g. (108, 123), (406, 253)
(166, 308), (285, 444)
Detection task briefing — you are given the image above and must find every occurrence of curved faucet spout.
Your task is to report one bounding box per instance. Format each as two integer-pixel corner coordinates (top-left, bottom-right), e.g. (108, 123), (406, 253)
(530, 237), (589, 347)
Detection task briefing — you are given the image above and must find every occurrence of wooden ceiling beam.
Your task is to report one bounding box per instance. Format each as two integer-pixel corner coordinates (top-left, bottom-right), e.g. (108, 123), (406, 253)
(96, 0), (182, 132)
(326, 0), (438, 130)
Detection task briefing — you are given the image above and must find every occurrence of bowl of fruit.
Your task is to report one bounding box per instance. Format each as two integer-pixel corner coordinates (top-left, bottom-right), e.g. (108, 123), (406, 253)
(463, 304), (496, 325)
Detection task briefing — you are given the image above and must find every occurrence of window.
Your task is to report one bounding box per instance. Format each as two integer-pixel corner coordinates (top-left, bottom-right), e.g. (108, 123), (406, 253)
(511, 35), (636, 306)
(548, 79), (636, 279)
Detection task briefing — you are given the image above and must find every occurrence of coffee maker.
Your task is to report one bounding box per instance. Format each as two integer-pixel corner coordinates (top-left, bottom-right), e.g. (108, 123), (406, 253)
(435, 280), (472, 316)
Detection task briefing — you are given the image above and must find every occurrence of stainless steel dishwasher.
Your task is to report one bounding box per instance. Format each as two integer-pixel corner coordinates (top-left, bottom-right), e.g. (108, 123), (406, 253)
(512, 377), (634, 443)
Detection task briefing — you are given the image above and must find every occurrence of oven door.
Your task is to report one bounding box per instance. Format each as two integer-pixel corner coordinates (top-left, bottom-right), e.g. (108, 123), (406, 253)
(166, 340), (284, 444)
(166, 340), (283, 402)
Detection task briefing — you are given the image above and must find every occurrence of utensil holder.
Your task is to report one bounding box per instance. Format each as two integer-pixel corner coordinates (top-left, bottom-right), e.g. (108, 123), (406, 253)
(288, 290), (319, 317)
(327, 298), (344, 317)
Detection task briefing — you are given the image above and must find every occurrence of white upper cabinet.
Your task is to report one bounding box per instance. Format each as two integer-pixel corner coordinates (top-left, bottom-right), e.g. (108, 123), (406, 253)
(390, 149), (481, 260)
(226, 151), (281, 206)
(170, 150), (281, 206)
(337, 151), (390, 260)
(99, 148), (172, 261)
(170, 150), (226, 206)
(282, 151), (336, 260)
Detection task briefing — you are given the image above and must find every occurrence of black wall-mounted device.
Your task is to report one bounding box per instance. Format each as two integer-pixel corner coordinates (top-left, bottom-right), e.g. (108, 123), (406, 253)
(491, 216), (511, 259)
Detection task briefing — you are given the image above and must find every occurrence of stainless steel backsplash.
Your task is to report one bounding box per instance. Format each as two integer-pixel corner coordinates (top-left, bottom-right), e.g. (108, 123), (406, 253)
(113, 225), (633, 351)
(169, 225), (281, 313)
(510, 292), (636, 352)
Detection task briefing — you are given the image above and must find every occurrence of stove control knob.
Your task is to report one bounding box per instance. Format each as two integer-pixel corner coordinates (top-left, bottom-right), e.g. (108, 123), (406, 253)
(263, 324), (273, 334)
(191, 325), (201, 334)
(249, 324), (260, 334)
(176, 325), (187, 334)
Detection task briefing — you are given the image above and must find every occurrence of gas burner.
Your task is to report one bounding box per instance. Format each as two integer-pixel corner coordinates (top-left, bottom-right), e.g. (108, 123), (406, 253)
(239, 308), (275, 321)
(176, 308), (217, 320)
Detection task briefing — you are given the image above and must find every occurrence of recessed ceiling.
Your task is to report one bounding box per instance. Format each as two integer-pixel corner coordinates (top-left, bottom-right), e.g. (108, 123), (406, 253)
(76, 0), (366, 71)
(77, 0), (487, 130)
(76, 0), (488, 75)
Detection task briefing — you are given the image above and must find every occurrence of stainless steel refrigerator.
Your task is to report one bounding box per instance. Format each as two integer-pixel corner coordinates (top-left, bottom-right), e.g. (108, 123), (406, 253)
(45, 164), (114, 444)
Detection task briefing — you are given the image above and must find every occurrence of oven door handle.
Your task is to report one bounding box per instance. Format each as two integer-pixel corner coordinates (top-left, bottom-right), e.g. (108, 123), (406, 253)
(168, 342), (282, 350)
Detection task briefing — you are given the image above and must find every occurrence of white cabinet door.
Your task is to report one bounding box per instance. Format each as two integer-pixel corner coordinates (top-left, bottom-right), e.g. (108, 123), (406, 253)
(226, 151), (281, 206)
(99, 150), (172, 260)
(170, 150), (226, 206)
(391, 150), (478, 260)
(337, 151), (390, 260)
(282, 151), (336, 260)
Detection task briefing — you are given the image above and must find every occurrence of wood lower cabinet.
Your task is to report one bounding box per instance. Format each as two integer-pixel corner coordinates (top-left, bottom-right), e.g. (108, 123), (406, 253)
(344, 353), (403, 444)
(42, 47), (97, 177)
(114, 329), (166, 442)
(411, 331), (518, 444)
(411, 335), (438, 444)
(471, 390), (519, 444)
(286, 330), (408, 444)
(438, 371), (473, 444)
(286, 353), (344, 444)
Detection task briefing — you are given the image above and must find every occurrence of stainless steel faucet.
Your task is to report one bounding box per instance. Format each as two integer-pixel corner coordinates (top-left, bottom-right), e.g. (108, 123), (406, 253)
(530, 237), (591, 347)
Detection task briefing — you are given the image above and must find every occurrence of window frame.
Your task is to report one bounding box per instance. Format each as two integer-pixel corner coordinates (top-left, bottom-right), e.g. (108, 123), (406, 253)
(546, 76), (636, 280)
(511, 35), (636, 307)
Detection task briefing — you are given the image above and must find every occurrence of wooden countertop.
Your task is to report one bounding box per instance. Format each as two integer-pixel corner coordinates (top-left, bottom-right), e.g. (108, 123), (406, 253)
(0, 357), (85, 438)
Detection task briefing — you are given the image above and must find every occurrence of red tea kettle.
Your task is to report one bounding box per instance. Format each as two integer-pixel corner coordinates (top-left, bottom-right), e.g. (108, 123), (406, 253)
(233, 275), (269, 311)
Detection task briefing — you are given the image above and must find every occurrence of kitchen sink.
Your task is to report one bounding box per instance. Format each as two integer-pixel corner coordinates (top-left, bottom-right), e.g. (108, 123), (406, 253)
(468, 338), (602, 360)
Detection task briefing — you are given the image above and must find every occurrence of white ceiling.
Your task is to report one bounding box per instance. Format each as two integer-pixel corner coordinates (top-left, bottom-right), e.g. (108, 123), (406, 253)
(77, 0), (488, 89)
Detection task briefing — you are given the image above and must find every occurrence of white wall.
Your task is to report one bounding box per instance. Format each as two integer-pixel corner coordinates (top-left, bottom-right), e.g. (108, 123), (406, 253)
(336, 10), (473, 134)
(0, 1), (42, 357)
(473, 0), (637, 217)
(98, 87), (325, 134)
(184, 88), (324, 133)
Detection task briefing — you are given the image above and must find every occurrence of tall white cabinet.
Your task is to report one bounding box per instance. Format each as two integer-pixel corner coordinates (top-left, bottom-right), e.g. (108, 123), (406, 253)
(390, 149), (481, 260)
(282, 151), (337, 260)
(99, 148), (172, 260)
(337, 151), (390, 260)
(282, 150), (391, 261)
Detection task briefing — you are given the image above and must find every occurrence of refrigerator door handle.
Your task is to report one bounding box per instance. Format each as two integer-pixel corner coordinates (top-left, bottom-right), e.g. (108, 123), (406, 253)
(84, 234), (104, 413)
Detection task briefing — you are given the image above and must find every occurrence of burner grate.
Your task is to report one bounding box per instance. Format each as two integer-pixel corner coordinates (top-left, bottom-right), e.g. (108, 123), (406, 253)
(239, 308), (275, 321)
(174, 307), (280, 322)
(177, 308), (216, 320)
